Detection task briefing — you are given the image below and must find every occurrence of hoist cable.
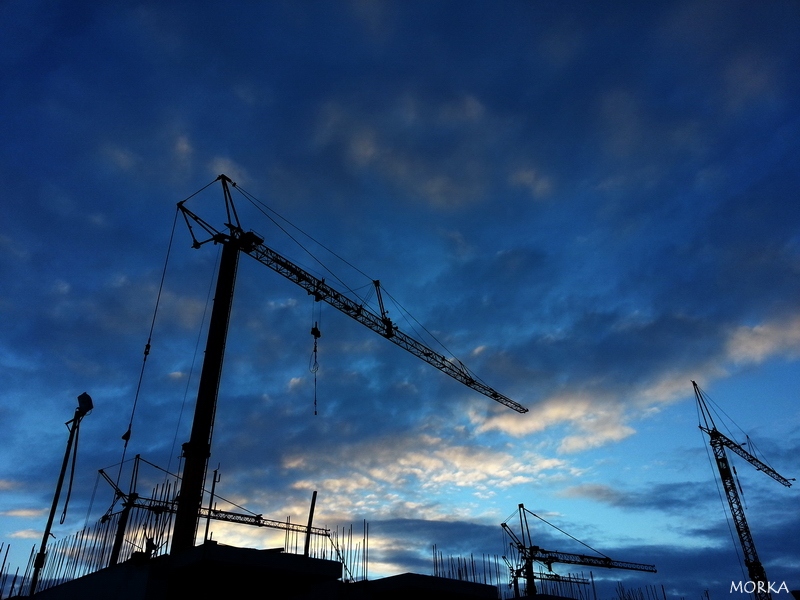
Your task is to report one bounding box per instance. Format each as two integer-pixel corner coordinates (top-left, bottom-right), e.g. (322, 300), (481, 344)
(309, 302), (322, 416)
(313, 363), (318, 416)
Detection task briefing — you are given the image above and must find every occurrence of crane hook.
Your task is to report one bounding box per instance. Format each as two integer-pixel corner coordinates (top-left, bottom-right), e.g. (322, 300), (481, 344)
(309, 321), (321, 415)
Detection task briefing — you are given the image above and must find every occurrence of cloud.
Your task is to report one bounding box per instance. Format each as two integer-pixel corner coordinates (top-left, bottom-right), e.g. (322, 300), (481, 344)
(2, 509), (47, 518)
(101, 144), (141, 172)
(1, 1), (799, 592)
(558, 481), (709, 516)
(10, 529), (40, 539)
(271, 433), (572, 520)
(208, 157), (249, 184)
(173, 135), (192, 160)
(509, 168), (553, 199)
(348, 0), (396, 41)
(473, 393), (635, 453)
(560, 483), (626, 505)
(726, 314), (800, 364)
(311, 95), (501, 210)
(722, 51), (780, 115)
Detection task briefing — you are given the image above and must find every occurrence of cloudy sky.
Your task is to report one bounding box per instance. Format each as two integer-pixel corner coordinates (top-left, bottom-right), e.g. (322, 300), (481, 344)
(2, 0), (799, 596)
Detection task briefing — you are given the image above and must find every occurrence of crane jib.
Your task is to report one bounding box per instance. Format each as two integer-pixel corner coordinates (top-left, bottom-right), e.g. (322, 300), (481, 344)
(244, 238), (529, 414)
(699, 426), (793, 488)
(176, 192), (528, 414)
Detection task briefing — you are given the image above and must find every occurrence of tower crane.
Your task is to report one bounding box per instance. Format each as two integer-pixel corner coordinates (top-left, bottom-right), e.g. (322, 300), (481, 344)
(692, 381), (792, 600)
(501, 503), (656, 598)
(171, 175), (528, 554)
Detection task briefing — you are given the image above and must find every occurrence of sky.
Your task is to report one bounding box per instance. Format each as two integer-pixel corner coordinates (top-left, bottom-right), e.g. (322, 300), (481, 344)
(1, 0), (799, 597)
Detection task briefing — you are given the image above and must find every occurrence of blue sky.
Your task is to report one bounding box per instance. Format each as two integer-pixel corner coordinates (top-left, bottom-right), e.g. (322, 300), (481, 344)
(1, 0), (799, 596)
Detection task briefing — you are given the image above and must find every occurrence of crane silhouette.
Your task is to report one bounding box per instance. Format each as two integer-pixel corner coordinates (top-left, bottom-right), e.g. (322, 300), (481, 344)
(172, 175), (528, 553)
(693, 381), (792, 600)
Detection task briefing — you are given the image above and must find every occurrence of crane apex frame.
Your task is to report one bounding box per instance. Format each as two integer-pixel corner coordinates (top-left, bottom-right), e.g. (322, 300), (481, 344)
(171, 174), (528, 554)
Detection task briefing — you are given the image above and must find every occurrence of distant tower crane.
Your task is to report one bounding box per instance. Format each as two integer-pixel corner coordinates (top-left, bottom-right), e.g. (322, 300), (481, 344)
(171, 175), (528, 554)
(692, 381), (793, 600)
(501, 503), (656, 598)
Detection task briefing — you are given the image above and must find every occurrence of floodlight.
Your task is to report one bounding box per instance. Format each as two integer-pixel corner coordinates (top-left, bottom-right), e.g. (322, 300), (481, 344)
(77, 392), (93, 416)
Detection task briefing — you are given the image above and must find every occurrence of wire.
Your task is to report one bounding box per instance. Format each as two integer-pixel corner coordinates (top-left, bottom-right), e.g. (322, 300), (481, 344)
(309, 301), (321, 416)
(381, 287), (482, 381)
(179, 177), (220, 203)
(232, 183), (469, 368)
(165, 243), (220, 480)
(233, 186), (369, 303)
(695, 384), (749, 442)
(114, 176), (218, 487)
(60, 418), (82, 525)
(132, 456), (260, 517)
(83, 471), (101, 530)
(115, 207), (180, 491)
(527, 511), (610, 559)
(743, 434), (780, 474)
(234, 184), (372, 279)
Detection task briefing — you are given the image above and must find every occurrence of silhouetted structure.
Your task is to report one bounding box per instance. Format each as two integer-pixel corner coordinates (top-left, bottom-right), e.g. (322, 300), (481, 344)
(501, 504), (656, 598)
(693, 381), (793, 600)
(23, 541), (500, 600)
(3, 177), (531, 599)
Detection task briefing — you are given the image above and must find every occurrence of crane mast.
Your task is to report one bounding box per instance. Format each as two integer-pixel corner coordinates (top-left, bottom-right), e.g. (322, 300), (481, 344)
(171, 175), (528, 554)
(692, 381), (792, 600)
(172, 178), (263, 553)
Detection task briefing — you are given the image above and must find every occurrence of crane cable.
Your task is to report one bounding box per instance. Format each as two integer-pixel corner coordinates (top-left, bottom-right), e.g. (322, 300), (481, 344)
(59, 417), (83, 524)
(112, 178), (219, 496)
(527, 511), (610, 559)
(234, 184), (372, 294)
(165, 244), (221, 481)
(113, 206), (180, 495)
(234, 184), (460, 365)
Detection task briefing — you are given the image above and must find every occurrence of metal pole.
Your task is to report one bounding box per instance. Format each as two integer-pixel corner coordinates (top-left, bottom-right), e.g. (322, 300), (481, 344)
(30, 393), (92, 595)
(108, 493), (137, 567)
(203, 468), (220, 544)
(303, 491), (317, 557)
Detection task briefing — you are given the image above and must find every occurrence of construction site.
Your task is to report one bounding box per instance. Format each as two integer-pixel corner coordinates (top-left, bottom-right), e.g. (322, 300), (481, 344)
(1, 177), (795, 600)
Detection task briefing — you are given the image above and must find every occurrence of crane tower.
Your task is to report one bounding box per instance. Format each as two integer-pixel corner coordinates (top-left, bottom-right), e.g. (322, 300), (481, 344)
(693, 381), (792, 600)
